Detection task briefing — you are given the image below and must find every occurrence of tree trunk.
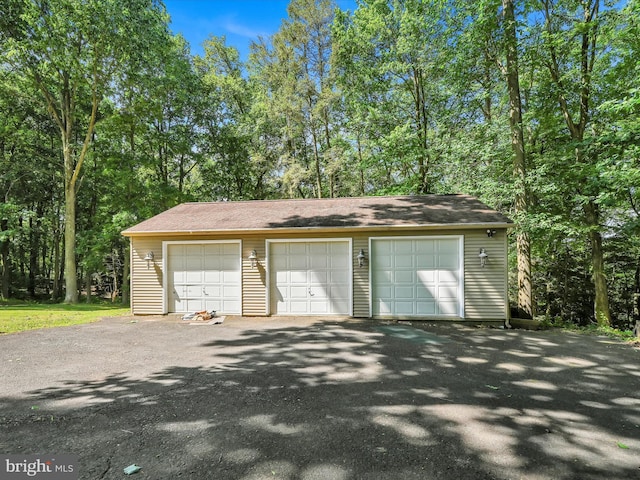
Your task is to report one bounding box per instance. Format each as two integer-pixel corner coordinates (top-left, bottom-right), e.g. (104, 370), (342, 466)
(310, 123), (323, 198)
(51, 215), (62, 300)
(584, 200), (611, 326)
(0, 217), (10, 300)
(63, 144), (78, 303)
(502, 0), (534, 318)
(85, 269), (92, 303)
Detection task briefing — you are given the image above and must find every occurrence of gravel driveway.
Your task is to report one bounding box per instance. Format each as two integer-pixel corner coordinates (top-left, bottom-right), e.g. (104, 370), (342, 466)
(1, 316), (639, 479)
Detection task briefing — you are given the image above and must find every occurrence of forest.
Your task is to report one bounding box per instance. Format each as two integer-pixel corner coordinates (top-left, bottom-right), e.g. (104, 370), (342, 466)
(0, 0), (639, 330)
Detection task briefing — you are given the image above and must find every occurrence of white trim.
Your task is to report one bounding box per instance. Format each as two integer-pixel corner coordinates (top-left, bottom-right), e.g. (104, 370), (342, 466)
(266, 238), (353, 316)
(369, 235), (464, 319)
(162, 239), (242, 314)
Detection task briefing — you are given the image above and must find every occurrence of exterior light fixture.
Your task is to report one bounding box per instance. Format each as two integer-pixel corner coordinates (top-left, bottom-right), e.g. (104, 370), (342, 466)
(487, 229), (496, 238)
(356, 249), (367, 268)
(248, 249), (258, 269)
(143, 251), (154, 269)
(478, 248), (488, 268)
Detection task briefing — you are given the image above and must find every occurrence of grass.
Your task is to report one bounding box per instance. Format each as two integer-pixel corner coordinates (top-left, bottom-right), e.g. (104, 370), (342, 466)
(0, 301), (130, 335)
(537, 315), (638, 344)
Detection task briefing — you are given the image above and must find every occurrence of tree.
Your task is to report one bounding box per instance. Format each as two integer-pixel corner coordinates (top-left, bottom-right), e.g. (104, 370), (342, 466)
(536, 0), (612, 325)
(333, 0), (451, 195)
(501, 0), (533, 318)
(0, 0), (169, 303)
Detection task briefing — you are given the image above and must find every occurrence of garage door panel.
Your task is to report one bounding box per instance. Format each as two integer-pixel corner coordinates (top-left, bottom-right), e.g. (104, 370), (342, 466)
(375, 300), (392, 314)
(203, 285), (221, 297)
(168, 242), (241, 314)
(438, 285), (458, 299)
(289, 243), (307, 255)
(270, 241), (350, 315)
(394, 286), (414, 299)
(372, 237), (461, 317)
(185, 270), (203, 283)
(417, 256), (436, 268)
(417, 301), (437, 315)
(290, 271), (307, 284)
(395, 254), (414, 268)
(310, 271), (328, 283)
(376, 285), (392, 299)
(290, 286), (308, 299)
(417, 270), (436, 283)
(416, 287), (435, 299)
(289, 256), (307, 269)
(290, 301), (310, 314)
(416, 241), (435, 254)
(223, 271), (241, 283)
(395, 270), (414, 283)
(374, 270), (393, 283)
(330, 271), (348, 283)
(203, 271), (221, 283)
(438, 300), (459, 315)
(310, 256), (328, 269)
(395, 301), (416, 315)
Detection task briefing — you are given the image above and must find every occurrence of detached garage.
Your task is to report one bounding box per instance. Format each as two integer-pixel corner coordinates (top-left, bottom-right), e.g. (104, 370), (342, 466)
(122, 195), (512, 322)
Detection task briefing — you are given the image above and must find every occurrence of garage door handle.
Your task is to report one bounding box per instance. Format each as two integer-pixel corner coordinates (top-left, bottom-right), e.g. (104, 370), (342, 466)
(308, 288), (314, 296)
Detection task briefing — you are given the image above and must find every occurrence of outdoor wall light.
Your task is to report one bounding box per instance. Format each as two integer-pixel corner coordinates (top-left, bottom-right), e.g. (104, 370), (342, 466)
(356, 249), (367, 268)
(248, 249), (258, 269)
(143, 251), (154, 269)
(487, 229), (496, 238)
(478, 248), (488, 268)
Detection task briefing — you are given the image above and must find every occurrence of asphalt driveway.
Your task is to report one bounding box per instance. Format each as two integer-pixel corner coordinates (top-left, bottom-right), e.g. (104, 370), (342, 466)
(0, 316), (639, 480)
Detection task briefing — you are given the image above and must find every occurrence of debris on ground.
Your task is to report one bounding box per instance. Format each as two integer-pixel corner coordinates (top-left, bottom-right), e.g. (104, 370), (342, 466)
(123, 464), (142, 475)
(182, 310), (216, 322)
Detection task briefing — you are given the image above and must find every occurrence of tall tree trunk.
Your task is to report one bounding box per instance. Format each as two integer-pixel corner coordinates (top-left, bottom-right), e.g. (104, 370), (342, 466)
(584, 200), (611, 325)
(633, 258), (639, 338)
(543, 0), (611, 325)
(28, 215), (37, 298)
(52, 231), (60, 299)
(310, 122), (323, 198)
(0, 217), (10, 300)
(85, 269), (92, 303)
(63, 140), (78, 303)
(502, 0), (534, 318)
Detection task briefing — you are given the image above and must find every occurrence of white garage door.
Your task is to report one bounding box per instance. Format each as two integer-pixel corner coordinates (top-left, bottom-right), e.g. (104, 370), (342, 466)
(372, 237), (462, 317)
(270, 241), (351, 315)
(167, 242), (241, 314)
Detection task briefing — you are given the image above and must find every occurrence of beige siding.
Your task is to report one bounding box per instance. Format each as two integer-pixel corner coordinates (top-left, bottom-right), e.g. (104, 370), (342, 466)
(130, 237), (165, 315)
(242, 239), (267, 316)
(127, 228), (508, 320)
(464, 230), (508, 320)
(352, 235), (370, 317)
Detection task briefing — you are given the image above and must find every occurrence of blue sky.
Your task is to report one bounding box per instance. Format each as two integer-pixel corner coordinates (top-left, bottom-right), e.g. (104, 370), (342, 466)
(164, 0), (357, 59)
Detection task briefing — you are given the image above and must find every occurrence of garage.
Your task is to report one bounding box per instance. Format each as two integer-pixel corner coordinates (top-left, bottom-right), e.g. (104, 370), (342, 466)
(269, 240), (351, 315)
(371, 237), (463, 317)
(125, 195), (510, 319)
(165, 241), (241, 314)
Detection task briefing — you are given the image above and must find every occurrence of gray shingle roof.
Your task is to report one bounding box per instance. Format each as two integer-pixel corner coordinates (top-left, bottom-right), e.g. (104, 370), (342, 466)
(122, 195), (512, 235)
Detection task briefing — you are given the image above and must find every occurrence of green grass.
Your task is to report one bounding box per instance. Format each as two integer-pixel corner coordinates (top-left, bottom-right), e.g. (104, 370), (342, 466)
(0, 301), (130, 335)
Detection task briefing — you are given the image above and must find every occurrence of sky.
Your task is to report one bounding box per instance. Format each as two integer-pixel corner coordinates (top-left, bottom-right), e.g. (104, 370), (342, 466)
(163, 0), (357, 60)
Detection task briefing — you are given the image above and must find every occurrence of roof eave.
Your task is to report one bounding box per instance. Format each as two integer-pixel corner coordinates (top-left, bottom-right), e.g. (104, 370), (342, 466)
(121, 222), (514, 238)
